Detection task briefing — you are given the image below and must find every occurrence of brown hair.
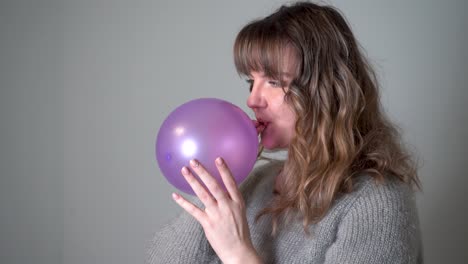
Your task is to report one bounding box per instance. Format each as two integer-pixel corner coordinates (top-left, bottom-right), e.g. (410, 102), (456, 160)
(234, 2), (420, 234)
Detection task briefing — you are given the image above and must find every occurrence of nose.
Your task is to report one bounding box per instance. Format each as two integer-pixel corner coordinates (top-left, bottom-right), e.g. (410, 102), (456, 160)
(247, 82), (266, 109)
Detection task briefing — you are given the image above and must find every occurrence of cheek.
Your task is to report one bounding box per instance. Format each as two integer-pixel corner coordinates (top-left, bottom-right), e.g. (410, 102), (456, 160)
(283, 107), (296, 136)
(286, 113), (296, 135)
(275, 108), (296, 136)
(270, 92), (296, 131)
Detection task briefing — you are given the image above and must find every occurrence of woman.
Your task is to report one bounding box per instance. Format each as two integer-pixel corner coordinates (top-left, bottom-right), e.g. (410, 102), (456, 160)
(147, 2), (422, 263)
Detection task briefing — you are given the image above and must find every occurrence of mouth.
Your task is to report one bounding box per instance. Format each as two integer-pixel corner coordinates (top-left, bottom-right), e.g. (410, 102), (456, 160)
(256, 118), (270, 132)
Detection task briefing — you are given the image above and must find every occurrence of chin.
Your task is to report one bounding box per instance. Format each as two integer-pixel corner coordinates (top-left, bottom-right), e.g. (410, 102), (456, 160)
(261, 138), (287, 150)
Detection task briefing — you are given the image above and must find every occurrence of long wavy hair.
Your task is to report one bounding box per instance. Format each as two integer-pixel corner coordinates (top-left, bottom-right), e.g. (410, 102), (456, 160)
(233, 2), (420, 234)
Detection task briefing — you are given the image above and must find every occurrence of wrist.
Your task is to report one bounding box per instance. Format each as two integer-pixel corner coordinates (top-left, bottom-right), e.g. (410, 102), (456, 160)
(224, 245), (262, 264)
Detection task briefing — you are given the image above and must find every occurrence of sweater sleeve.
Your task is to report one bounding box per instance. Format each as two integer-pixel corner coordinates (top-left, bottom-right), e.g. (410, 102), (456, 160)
(323, 179), (423, 264)
(145, 199), (219, 264)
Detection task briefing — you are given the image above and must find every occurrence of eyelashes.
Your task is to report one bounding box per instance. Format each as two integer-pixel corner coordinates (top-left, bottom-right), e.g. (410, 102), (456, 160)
(268, 80), (280, 87)
(245, 78), (283, 92)
(246, 79), (253, 92)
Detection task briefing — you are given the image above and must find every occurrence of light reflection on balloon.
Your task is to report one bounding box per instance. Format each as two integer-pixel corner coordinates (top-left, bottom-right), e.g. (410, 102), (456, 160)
(181, 139), (197, 157)
(174, 126), (185, 136)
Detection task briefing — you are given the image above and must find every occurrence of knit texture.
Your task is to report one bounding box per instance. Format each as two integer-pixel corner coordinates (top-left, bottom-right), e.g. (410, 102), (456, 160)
(146, 160), (423, 264)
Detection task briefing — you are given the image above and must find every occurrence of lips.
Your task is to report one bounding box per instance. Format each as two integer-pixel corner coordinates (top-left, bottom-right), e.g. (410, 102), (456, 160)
(255, 118), (269, 134)
(258, 120), (267, 127)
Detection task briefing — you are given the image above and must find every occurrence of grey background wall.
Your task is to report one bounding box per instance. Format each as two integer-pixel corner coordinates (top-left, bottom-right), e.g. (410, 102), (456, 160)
(1, 0), (466, 263)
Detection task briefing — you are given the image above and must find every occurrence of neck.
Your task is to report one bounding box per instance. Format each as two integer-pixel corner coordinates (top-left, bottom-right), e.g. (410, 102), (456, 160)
(274, 168), (284, 194)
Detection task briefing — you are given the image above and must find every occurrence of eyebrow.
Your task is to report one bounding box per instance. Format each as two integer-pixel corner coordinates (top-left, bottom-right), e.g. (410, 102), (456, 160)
(261, 72), (294, 79)
(246, 69), (296, 80)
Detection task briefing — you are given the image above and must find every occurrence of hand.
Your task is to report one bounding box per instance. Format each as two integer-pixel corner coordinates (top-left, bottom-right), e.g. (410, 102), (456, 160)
(172, 157), (262, 264)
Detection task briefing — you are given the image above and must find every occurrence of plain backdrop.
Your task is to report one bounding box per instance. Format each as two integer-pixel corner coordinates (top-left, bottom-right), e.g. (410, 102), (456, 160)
(1, 0), (467, 263)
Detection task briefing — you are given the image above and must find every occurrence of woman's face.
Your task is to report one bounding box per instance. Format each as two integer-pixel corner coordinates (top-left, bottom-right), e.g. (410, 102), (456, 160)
(247, 71), (296, 150)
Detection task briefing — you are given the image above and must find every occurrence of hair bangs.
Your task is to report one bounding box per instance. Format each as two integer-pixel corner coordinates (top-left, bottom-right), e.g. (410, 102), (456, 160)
(233, 20), (292, 81)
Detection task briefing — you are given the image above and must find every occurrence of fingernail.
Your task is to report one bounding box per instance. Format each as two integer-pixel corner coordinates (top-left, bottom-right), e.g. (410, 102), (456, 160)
(216, 157), (223, 166)
(172, 193), (180, 200)
(190, 159), (199, 168)
(181, 166), (189, 175)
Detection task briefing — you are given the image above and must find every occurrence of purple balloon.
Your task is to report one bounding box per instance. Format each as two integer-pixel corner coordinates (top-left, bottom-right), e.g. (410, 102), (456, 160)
(155, 98), (259, 195)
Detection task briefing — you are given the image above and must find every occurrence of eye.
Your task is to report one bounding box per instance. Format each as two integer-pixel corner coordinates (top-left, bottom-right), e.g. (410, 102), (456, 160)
(246, 79), (254, 92)
(268, 80), (281, 87)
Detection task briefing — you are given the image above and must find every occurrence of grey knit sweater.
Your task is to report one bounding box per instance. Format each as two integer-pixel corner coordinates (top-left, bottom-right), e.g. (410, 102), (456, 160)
(147, 160), (423, 264)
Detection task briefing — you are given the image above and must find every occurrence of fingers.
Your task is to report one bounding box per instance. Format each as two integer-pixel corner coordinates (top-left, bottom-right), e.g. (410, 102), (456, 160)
(189, 159), (227, 202)
(181, 166), (217, 207)
(215, 157), (242, 202)
(172, 192), (205, 223)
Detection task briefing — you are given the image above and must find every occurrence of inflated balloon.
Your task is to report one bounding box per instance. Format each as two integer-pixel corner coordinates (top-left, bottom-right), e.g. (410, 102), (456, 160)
(155, 98), (259, 195)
